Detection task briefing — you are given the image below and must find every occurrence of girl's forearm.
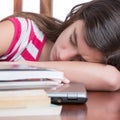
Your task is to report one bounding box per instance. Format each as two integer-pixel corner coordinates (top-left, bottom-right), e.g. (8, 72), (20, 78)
(20, 61), (120, 91)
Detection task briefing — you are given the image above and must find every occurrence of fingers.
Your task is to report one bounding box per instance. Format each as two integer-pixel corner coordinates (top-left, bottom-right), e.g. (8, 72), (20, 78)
(62, 77), (70, 83)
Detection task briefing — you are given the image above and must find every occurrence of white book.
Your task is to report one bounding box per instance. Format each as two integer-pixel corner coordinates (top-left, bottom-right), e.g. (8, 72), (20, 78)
(0, 64), (63, 81)
(0, 81), (63, 90)
(0, 104), (62, 116)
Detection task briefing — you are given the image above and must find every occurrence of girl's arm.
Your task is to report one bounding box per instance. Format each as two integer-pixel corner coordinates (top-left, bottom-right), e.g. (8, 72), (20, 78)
(0, 20), (14, 56)
(12, 61), (120, 91)
(0, 20), (120, 91)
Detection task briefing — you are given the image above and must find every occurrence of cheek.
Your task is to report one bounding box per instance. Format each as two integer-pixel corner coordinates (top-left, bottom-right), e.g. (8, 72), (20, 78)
(56, 29), (71, 49)
(57, 30), (70, 42)
(56, 37), (68, 48)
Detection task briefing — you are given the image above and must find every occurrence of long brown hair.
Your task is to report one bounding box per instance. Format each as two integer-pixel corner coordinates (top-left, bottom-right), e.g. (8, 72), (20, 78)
(64, 0), (120, 70)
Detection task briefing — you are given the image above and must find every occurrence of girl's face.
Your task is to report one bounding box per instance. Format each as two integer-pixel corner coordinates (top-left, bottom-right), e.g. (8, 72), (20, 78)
(50, 20), (104, 62)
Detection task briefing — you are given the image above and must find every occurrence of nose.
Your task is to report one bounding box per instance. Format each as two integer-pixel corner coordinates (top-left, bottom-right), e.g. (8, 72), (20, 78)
(59, 49), (79, 61)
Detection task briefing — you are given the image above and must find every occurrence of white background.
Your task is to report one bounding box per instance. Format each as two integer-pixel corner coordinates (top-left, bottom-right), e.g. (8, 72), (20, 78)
(53, 0), (91, 20)
(0, 0), (91, 20)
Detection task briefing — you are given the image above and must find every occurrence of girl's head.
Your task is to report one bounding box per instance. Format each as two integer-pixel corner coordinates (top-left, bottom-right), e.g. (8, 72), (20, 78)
(50, 19), (104, 62)
(62, 0), (120, 70)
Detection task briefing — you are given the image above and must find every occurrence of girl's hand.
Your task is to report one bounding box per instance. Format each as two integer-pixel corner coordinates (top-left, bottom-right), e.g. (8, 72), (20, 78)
(62, 77), (70, 84)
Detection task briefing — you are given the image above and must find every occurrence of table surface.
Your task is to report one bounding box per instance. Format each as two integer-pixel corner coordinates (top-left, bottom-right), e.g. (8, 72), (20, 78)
(61, 90), (120, 120)
(0, 90), (120, 120)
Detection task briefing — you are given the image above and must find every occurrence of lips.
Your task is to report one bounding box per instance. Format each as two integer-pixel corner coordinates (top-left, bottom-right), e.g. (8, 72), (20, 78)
(52, 51), (60, 61)
(53, 53), (58, 61)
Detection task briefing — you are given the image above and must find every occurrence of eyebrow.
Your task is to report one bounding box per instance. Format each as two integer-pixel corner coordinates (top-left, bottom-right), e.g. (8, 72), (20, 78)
(73, 28), (77, 46)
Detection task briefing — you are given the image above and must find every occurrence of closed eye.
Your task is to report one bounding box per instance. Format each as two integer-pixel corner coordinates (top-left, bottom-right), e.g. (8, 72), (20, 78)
(69, 34), (76, 46)
(73, 28), (77, 46)
(69, 29), (77, 46)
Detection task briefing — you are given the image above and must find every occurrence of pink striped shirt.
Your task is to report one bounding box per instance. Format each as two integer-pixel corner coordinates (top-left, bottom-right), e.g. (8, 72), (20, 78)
(0, 17), (46, 61)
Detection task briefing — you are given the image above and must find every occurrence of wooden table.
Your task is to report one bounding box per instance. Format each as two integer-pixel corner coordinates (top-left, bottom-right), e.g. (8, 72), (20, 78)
(0, 90), (120, 120)
(61, 90), (120, 120)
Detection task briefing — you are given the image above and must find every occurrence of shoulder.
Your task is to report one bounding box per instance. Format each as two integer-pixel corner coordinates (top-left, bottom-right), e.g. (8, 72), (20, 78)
(0, 20), (15, 56)
(0, 19), (14, 29)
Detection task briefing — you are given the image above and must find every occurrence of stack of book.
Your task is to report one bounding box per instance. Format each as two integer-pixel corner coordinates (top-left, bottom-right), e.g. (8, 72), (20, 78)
(0, 63), (64, 90)
(0, 89), (62, 116)
(0, 63), (63, 117)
